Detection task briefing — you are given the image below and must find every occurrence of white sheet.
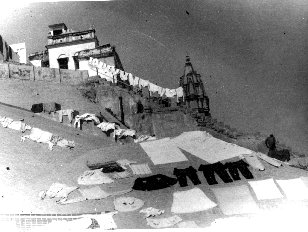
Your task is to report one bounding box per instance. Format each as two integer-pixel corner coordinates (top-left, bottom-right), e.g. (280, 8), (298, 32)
(212, 185), (260, 215)
(140, 138), (188, 165)
(248, 178), (283, 200)
(171, 131), (253, 163)
(276, 178), (308, 200)
(171, 187), (217, 214)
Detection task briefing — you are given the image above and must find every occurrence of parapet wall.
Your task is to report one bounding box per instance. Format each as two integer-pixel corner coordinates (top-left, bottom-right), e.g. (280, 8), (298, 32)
(0, 62), (88, 85)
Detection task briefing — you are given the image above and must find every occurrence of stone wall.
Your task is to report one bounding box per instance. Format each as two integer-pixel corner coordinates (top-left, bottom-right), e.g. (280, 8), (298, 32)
(0, 62), (88, 85)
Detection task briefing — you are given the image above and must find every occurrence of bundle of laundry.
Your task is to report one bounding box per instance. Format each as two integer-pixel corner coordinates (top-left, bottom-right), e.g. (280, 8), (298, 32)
(87, 160), (125, 172)
(114, 128), (136, 139)
(74, 113), (101, 128)
(97, 122), (117, 132)
(132, 174), (178, 191)
(134, 135), (156, 143)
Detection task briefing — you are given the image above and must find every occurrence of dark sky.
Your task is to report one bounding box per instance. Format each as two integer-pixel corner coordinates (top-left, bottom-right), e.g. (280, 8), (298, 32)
(1, 0), (307, 153)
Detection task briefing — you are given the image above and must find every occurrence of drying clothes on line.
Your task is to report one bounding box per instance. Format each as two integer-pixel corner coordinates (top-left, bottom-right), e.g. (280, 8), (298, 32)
(58, 186), (132, 204)
(134, 135), (157, 143)
(198, 162), (233, 185)
(240, 153), (265, 171)
(139, 207), (165, 218)
(111, 170), (131, 179)
(97, 122), (116, 132)
(57, 109), (75, 123)
(128, 163), (152, 175)
(128, 73), (134, 85)
(139, 79), (150, 88)
(87, 161), (125, 173)
(146, 215), (182, 228)
(211, 185), (260, 215)
(133, 76), (140, 86)
(224, 159), (254, 181)
(132, 174), (178, 191)
(116, 159), (137, 169)
(276, 178), (308, 200)
(148, 83), (160, 93)
(177, 221), (200, 228)
(39, 183), (78, 200)
(119, 70), (128, 81)
(140, 138), (188, 165)
(77, 169), (114, 185)
(114, 197), (144, 212)
(248, 178), (283, 200)
(158, 87), (166, 97)
(172, 131), (253, 163)
(175, 87), (184, 98)
(114, 128), (136, 138)
(171, 187), (217, 214)
(173, 166), (201, 187)
(165, 88), (177, 98)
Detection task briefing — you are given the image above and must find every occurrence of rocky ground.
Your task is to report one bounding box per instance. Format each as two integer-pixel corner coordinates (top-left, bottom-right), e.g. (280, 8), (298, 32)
(0, 101), (308, 231)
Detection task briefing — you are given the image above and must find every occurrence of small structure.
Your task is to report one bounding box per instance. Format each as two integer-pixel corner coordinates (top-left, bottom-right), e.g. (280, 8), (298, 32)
(179, 56), (210, 115)
(0, 34), (20, 63)
(28, 50), (49, 67)
(28, 23), (124, 77)
(9, 43), (27, 64)
(46, 23), (98, 70)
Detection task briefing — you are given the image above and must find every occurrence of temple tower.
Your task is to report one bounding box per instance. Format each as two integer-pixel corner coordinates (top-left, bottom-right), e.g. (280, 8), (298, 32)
(179, 56), (210, 115)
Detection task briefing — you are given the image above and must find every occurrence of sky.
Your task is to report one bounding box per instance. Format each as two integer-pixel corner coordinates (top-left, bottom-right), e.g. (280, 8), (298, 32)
(0, 0), (307, 153)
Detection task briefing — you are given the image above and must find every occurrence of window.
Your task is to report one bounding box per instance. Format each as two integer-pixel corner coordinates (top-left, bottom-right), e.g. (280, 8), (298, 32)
(57, 57), (69, 69)
(53, 29), (62, 36)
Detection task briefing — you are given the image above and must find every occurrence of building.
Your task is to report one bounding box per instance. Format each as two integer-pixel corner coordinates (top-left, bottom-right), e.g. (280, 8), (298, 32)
(9, 43), (27, 64)
(0, 34), (20, 63)
(179, 56), (210, 115)
(29, 23), (123, 77)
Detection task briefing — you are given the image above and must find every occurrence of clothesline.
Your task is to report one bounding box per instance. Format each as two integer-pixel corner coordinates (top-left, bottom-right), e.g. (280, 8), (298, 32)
(88, 57), (184, 100)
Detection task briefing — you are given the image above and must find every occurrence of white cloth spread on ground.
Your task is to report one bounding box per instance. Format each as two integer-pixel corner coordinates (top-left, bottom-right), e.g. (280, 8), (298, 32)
(77, 169), (114, 185)
(240, 153), (265, 171)
(58, 186), (132, 204)
(120, 70), (128, 81)
(128, 163), (152, 175)
(255, 152), (282, 167)
(0, 117), (14, 127)
(40, 183), (78, 200)
(172, 131), (253, 163)
(139, 79), (149, 88)
(276, 178), (308, 200)
(133, 76), (140, 86)
(146, 215), (182, 228)
(140, 138), (188, 165)
(140, 207), (165, 218)
(97, 122), (116, 132)
(114, 197), (144, 212)
(171, 187), (217, 214)
(248, 178), (283, 200)
(74, 113), (100, 128)
(212, 185), (260, 215)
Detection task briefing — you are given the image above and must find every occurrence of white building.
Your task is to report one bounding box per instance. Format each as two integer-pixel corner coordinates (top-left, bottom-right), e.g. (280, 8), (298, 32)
(9, 42), (27, 64)
(46, 23), (98, 70)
